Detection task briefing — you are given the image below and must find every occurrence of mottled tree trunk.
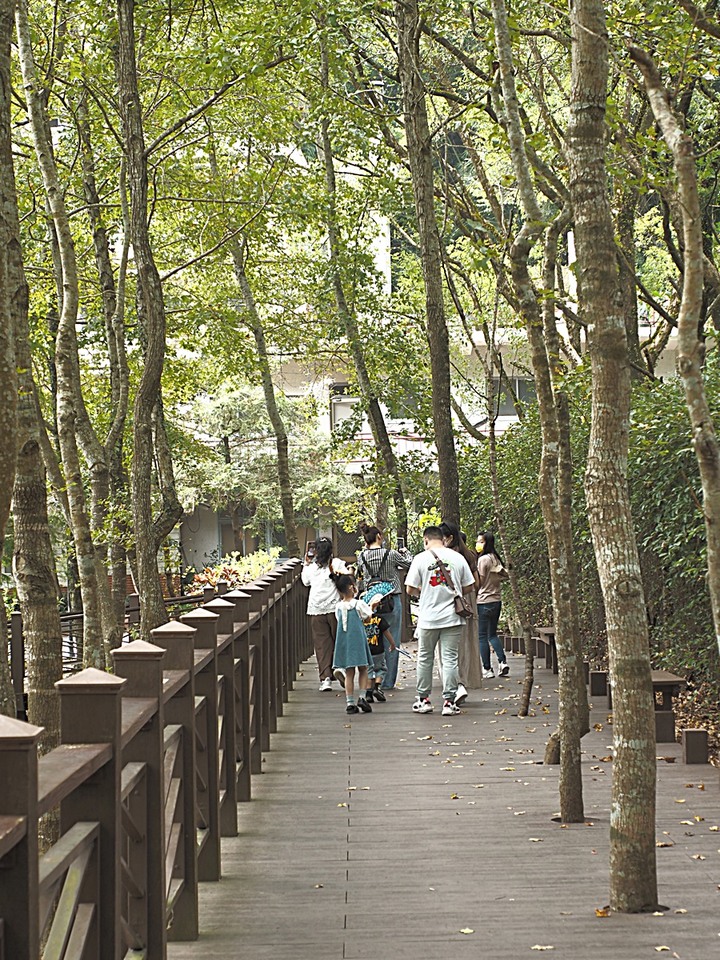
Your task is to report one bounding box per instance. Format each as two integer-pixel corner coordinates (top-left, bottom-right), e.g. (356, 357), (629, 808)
(492, 0), (587, 821)
(0, 0), (19, 715)
(632, 48), (720, 660)
(116, 0), (181, 636)
(569, 1), (658, 912)
(318, 45), (408, 539)
(16, 0), (104, 667)
(395, 0), (460, 524)
(232, 239), (300, 557)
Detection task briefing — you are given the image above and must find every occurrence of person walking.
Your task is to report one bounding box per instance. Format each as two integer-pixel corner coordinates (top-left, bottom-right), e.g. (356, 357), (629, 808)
(356, 523), (412, 690)
(301, 537), (349, 691)
(330, 573), (380, 715)
(405, 525), (475, 716)
(476, 531), (510, 679)
(439, 521), (482, 704)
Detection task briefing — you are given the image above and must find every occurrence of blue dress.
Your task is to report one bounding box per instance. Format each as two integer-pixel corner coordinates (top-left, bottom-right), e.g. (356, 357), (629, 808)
(333, 599), (374, 670)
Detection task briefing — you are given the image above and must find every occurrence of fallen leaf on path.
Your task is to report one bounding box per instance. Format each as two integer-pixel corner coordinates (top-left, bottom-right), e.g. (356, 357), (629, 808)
(674, 909), (687, 914)
(593, 723), (603, 731)
(417, 735), (433, 741)
(450, 793), (461, 800)
(691, 854), (706, 860)
(656, 841), (674, 848)
(460, 928), (474, 935)
(530, 946), (554, 951)
(710, 826), (719, 832)
(654, 948), (670, 953)
(337, 802), (348, 808)
(674, 798), (687, 803)
(314, 884), (324, 888)
(595, 907), (610, 917)
(529, 837), (544, 842)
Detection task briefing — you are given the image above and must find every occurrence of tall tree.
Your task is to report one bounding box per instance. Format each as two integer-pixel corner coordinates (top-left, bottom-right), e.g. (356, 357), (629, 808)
(568, 0), (658, 912)
(395, 0), (461, 523)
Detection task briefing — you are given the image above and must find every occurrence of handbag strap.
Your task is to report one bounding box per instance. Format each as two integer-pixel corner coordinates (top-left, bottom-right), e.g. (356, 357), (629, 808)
(429, 549), (460, 598)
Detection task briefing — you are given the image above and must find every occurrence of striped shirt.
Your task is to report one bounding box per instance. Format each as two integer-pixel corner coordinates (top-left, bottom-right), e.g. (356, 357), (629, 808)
(356, 547), (412, 596)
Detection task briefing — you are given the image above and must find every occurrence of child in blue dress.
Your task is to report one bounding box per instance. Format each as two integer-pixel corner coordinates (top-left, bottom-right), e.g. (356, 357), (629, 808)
(331, 573), (382, 714)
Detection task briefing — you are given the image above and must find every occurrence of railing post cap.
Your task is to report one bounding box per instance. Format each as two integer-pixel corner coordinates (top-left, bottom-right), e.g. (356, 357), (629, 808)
(203, 598), (235, 611)
(180, 608), (219, 625)
(0, 715), (44, 745)
(151, 620), (197, 638)
(55, 667), (126, 694)
(111, 639), (166, 662)
(223, 589), (251, 600)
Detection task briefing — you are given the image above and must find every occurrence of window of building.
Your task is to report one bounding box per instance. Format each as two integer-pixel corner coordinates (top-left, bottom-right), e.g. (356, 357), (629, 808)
(490, 377), (536, 417)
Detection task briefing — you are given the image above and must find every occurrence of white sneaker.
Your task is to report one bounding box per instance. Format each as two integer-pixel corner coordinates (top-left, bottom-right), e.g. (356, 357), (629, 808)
(498, 662), (510, 677)
(454, 684), (468, 706)
(412, 697), (433, 714)
(319, 677), (333, 692)
(482, 668), (495, 680)
(442, 699), (461, 716)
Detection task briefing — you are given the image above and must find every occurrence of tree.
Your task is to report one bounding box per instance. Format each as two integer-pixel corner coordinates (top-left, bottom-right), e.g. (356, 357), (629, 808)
(568, 0), (658, 912)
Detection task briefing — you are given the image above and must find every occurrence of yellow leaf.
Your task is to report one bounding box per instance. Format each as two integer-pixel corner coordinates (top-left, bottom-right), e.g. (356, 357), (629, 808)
(710, 825), (719, 832)
(656, 841), (674, 848)
(450, 793), (460, 800)
(654, 948), (670, 953)
(595, 907), (610, 917)
(693, 815), (704, 822)
(460, 928), (474, 935)
(674, 798), (686, 803)
(593, 723), (603, 731)
(691, 854), (706, 860)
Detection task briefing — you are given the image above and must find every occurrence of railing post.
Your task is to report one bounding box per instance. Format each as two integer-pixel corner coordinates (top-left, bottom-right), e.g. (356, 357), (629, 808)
(111, 640), (167, 960)
(222, 591), (252, 802)
(184, 604), (237, 836)
(10, 612), (26, 719)
(151, 621), (199, 942)
(179, 608), (221, 881)
(242, 584), (268, 762)
(0, 716), (42, 960)
(56, 668), (125, 960)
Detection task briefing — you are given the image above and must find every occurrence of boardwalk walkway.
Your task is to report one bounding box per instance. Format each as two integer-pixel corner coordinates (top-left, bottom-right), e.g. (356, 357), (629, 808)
(168, 646), (719, 960)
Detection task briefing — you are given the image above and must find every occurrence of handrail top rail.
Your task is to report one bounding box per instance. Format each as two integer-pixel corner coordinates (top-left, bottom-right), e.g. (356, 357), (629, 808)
(38, 744), (112, 817)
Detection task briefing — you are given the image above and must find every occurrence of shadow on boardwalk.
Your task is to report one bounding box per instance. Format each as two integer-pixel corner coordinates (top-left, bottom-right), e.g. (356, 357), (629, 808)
(168, 645), (719, 960)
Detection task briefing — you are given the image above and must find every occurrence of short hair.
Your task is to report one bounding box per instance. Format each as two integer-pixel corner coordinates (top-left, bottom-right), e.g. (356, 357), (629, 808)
(423, 525), (444, 540)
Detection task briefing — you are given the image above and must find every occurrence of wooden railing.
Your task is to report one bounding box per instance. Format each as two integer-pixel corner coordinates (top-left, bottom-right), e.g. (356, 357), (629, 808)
(0, 559), (310, 960)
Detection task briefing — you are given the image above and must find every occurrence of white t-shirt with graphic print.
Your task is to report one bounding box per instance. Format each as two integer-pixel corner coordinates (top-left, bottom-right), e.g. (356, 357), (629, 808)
(405, 546), (474, 629)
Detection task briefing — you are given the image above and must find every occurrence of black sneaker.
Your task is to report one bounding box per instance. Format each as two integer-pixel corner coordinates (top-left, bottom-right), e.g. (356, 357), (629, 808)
(365, 689), (375, 703)
(357, 698), (372, 713)
(372, 687), (386, 702)
(346, 703), (359, 714)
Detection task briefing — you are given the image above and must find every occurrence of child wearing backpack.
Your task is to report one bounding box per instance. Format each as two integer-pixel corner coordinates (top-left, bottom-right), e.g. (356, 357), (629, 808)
(330, 573), (383, 714)
(363, 609), (396, 702)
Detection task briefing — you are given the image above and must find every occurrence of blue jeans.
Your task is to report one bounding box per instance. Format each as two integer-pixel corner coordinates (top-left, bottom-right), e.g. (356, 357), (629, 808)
(381, 595), (402, 688)
(477, 601), (505, 670)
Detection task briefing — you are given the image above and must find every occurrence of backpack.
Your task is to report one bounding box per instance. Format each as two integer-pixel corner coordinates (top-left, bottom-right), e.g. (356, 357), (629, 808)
(359, 549), (395, 615)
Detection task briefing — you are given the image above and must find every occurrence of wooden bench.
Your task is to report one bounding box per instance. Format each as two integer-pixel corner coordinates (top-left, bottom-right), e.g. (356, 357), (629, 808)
(606, 670), (686, 743)
(532, 627), (557, 673)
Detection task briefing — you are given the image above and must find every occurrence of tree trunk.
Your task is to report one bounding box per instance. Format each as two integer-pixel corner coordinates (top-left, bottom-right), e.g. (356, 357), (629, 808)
(631, 48), (720, 660)
(318, 46), (408, 539)
(232, 239), (300, 557)
(0, 0), (19, 714)
(116, 0), (180, 636)
(569, 1), (658, 912)
(16, 0), (104, 667)
(395, 0), (460, 523)
(492, 0), (587, 822)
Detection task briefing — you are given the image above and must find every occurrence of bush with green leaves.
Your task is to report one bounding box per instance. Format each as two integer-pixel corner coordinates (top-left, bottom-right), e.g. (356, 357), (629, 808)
(191, 549), (281, 592)
(458, 364), (720, 687)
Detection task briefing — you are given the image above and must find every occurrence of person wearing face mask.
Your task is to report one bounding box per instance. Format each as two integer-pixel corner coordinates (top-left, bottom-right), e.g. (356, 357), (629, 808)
(475, 531), (510, 679)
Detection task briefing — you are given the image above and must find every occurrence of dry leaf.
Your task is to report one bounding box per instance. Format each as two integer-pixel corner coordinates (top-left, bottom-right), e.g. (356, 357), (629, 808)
(694, 815), (705, 822)
(674, 909), (687, 914)
(595, 907), (610, 917)
(710, 825), (719, 832)
(459, 928), (474, 935)
(593, 723), (603, 731)
(450, 793), (460, 800)
(691, 854), (706, 860)
(654, 948), (670, 953)
(530, 946), (554, 951)
(417, 735), (433, 741)
(314, 884), (324, 888)
(529, 837), (544, 842)
(337, 802), (348, 808)
(674, 798), (687, 804)
(656, 841), (674, 848)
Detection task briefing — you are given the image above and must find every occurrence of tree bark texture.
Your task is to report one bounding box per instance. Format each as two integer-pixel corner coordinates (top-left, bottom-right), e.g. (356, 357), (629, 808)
(232, 238), (300, 557)
(16, 0), (105, 667)
(116, 0), (180, 636)
(569, 0), (658, 912)
(319, 121), (409, 538)
(395, 0), (460, 524)
(0, 0), (19, 715)
(632, 47), (720, 661)
(492, 0), (587, 821)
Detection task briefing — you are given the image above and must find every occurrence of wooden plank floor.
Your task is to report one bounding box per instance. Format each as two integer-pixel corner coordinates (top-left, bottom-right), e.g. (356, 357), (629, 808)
(168, 645), (720, 960)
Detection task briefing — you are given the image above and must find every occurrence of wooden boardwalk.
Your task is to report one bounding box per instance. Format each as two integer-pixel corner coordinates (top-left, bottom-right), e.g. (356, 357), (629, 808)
(168, 646), (719, 960)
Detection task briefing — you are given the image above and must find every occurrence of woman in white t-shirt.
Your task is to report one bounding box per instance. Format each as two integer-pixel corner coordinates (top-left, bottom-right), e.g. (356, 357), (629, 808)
(301, 538), (348, 692)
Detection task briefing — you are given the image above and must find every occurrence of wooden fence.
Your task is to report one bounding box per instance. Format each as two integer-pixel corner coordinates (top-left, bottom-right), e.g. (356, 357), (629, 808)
(0, 559), (310, 960)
